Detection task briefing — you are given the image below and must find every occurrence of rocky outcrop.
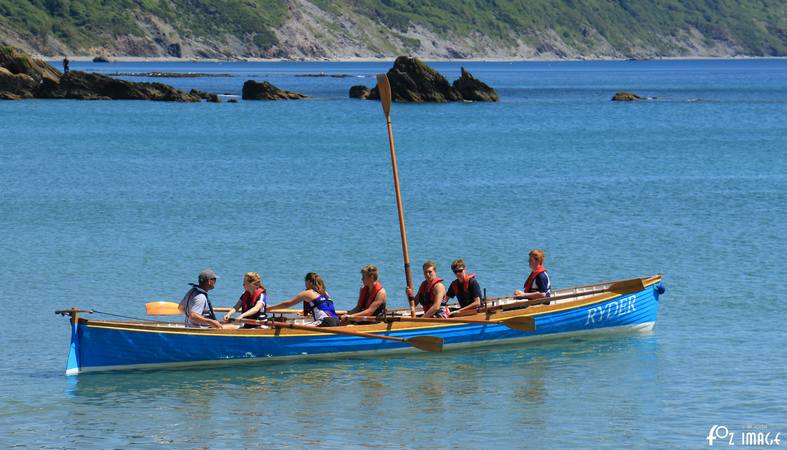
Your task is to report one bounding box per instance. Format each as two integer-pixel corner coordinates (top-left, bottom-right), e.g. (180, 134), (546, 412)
(452, 67), (498, 102)
(349, 85), (371, 99)
(387, 56), (462, 102)
(0, 46), (61, 83)
(241, 80), (307, 100)
(1, 46), (202, 101)
(0, 67), (36, 99)
(190, 88), (221, 102)
(349, 56), (497, 102)
(612, 91), (643, 101)
(35, 71), (201, 101)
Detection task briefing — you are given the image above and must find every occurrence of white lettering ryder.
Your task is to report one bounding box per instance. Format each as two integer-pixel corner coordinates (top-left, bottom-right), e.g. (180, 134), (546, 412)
(585, 295), (637, 326)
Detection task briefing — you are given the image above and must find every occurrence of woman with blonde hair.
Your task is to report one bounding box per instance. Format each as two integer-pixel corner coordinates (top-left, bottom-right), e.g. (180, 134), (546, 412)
(268, 272), (340, 327)
(223, 272), (268, 328)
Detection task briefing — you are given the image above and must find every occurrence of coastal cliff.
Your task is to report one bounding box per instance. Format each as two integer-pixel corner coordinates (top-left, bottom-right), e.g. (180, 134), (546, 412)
(0, 0), (784, 60)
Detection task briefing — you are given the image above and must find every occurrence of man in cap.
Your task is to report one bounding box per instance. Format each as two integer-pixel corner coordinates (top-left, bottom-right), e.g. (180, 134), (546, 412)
(178, 269), (222, 328)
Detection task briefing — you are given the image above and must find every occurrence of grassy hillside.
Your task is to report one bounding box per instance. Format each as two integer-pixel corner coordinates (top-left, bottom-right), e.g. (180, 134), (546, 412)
(0, 0), (288, 54)
(1, 0), (785, 58)
(325, 0), (787, 56)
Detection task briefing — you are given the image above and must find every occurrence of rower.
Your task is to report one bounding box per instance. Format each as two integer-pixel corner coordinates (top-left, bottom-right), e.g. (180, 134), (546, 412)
(406, 260), (448, 318)
(223, 272), (268, 328)
(342, 264), (387, 324)
(446, 259), (483, 317)
(178, 269), (222, 329)
(514, 249), (552, 302)
(268, 272), (340, 327)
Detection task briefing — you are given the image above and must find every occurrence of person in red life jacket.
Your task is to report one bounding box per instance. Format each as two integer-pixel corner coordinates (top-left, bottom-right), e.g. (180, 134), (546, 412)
(446, 258), (483, 317)
(268, 272), (340, 327)
(514, 249), (552, 301)
(406, 260), (448, 318)
(342, 264), (387, 324)
(223, 272), (268, 328)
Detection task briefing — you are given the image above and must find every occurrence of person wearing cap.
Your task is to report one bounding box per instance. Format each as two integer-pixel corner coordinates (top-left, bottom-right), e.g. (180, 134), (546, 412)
(178, 269), (222, 328)
(446, 258), (483, 317)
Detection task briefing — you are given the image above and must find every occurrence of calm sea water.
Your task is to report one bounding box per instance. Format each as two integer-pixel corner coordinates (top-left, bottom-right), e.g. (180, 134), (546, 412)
(1, 59), (785, 448)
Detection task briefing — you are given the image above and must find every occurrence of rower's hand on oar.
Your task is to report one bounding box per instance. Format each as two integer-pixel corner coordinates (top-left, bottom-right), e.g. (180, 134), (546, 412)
(223, 312), (233, 322)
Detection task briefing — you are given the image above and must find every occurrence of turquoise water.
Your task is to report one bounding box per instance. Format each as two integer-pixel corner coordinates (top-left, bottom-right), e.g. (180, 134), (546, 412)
(1, 59), (785, 448)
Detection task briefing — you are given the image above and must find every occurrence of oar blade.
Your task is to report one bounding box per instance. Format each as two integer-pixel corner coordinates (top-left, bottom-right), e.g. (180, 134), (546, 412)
(502, 316), (536, 332)
(405, 335), (444, 352)
(145, 301), (181, 315)
(376, 74), (392, 117)
(609, 278), (645, 295)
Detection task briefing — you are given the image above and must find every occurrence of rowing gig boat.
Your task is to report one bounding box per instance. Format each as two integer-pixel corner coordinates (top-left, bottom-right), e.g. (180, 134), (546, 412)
(55, 275), (665, 375)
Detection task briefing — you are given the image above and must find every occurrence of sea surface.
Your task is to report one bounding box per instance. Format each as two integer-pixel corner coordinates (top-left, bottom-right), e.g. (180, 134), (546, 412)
(1, 59), (785, 449)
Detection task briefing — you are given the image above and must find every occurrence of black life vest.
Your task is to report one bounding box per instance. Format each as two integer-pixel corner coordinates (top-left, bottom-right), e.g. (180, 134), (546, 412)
(185, 286), (216, 320)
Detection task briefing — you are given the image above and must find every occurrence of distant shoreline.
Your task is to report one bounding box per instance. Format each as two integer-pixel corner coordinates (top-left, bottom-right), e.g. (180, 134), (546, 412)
(44, 55), (787, 64)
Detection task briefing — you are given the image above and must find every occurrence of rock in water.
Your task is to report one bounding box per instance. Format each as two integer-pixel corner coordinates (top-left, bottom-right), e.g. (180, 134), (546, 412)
(242, 80), (307, 100)
(1, 46), (201, 102)
(349, 85), (371, 99)
(452, 67), (498, 102)
(612, 91), (643, 101)
(36, 71), (201, 101)
(384, 56), (462, 102)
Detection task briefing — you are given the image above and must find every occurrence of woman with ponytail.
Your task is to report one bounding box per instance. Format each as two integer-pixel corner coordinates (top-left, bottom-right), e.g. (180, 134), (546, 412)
(269, 272), (340, 327)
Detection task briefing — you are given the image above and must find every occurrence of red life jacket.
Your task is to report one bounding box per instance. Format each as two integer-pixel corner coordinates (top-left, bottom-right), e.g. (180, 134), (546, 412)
(524, 266), (546, 293)
(240, 287), (266, 315)
(417, 277), (447, 313)
(451, 273), (476, 297)
(357, 281), (384, 312)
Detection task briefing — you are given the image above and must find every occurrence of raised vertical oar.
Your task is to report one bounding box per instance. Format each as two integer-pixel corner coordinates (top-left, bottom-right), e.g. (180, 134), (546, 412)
(377, 73), (416, 318)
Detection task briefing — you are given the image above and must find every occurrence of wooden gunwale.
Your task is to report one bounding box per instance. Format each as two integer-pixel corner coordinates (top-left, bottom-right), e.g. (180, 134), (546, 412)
(81, 275), (660, 336)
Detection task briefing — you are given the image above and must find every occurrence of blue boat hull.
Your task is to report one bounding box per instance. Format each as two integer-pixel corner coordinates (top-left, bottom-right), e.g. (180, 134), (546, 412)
(63, 277), (664, 375)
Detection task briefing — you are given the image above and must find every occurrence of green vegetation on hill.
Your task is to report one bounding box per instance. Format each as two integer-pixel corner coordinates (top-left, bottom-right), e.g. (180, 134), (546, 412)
(0, 0), (288, 53)
(0, 0), (785, 57)
(337, 0), (787, 56)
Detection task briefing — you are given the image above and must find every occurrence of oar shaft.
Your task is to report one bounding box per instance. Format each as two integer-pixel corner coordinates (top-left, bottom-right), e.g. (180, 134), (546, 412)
(377, 73), (415, 318)
(236, 318), (409, 344)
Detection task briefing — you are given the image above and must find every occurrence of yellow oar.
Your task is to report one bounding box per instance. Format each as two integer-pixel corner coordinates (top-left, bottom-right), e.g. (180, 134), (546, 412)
(145, 301), (181, 315)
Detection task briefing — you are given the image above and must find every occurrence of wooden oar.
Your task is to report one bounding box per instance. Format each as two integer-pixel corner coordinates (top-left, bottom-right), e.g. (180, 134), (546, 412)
(352, 315), (536, 332)
(377, 73), (416, 318)
(233, 318), (443, 352)
(485, 278), (647, 313)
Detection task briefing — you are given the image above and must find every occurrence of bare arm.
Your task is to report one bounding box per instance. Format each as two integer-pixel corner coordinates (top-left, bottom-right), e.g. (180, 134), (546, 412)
(238, 298), (265, 319)
(422, 283), (446, 318)
(449, 297), (481, 317)
(346, 289), (387, 320)
(268, 290), (311, 311)
(223, 300), (243, 321)
(513, 290), (546, 300)
(187, 310), (222, 328)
